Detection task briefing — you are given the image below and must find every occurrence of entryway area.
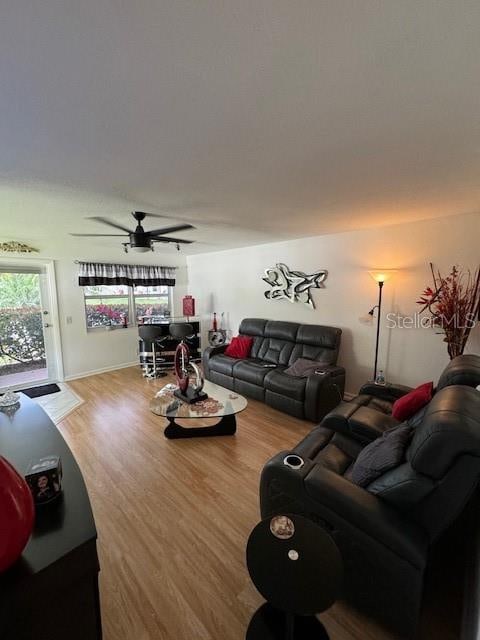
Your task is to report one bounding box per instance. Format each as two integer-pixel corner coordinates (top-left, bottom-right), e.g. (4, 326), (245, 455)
(0, 260), (63, 392)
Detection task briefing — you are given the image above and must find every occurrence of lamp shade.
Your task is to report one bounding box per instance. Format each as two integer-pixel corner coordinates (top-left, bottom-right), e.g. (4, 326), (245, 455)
(368, 270), (397, 284)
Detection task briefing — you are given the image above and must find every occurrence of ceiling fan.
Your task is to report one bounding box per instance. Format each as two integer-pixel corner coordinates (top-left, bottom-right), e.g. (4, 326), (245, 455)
(70, 211), (195, 252)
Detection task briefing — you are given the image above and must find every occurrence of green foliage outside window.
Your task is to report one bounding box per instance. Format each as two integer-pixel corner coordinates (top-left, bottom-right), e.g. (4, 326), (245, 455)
(0, 273), (46, 366)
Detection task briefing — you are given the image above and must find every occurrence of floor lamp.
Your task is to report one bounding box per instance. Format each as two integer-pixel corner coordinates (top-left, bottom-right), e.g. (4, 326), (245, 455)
(368, 270), (396, 382)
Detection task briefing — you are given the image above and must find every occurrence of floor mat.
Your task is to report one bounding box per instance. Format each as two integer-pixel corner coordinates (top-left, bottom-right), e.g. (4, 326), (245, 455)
(20, 383), (61, 398)
(32, 383), (84, 424)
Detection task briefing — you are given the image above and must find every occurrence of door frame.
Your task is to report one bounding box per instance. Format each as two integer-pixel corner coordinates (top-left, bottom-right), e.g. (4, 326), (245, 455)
(0, 257), (64, 387)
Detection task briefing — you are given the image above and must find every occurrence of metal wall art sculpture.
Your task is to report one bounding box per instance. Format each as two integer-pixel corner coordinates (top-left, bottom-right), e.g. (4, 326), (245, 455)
(263, 263), (328, 309)
(0, 241), (38, 254)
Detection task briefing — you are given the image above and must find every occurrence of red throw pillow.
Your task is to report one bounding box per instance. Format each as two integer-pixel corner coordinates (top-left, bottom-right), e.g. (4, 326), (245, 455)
(224, 336), (253, 359)
(392, 382), (433, 421)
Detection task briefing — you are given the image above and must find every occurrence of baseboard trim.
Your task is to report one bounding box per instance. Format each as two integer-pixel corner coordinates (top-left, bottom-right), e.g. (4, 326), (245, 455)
(343, 391), (355, 400)
(64, 361), (139, 382)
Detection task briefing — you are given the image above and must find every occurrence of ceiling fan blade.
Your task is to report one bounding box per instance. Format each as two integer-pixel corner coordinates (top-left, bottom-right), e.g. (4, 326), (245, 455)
(70, 233), (128, 237)
(151, 236), (194, 244)
(147, 224), (194, 236)
(87, 216), (133, 233)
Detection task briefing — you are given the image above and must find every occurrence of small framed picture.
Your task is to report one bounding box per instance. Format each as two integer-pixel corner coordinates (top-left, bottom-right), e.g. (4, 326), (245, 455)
(25, 455), (63, 505)
(270, 515), (295, 540)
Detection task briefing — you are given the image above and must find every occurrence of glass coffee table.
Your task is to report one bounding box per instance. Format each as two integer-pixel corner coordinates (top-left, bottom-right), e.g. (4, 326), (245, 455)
(149, 380), (248, 439)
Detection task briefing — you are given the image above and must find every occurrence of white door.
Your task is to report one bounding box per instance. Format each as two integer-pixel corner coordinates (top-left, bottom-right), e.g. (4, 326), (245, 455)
(0, 264), (60, 392)
(38, 269), (59, 383)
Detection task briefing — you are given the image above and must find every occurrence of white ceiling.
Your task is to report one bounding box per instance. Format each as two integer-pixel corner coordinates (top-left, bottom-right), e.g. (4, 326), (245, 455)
(0, 1), (479, 253)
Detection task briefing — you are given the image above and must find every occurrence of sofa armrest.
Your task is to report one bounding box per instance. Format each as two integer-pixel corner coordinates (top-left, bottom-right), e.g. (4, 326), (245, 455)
(322, 402), (398, 444)
(358, 381), (413, 401)
(203, 344), (228, 359)
(304, 365), (345, 422)
(202, 344), (227, 378)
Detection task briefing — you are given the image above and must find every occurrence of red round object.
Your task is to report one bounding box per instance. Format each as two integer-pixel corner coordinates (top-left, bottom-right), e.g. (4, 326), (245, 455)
(0, 456), (35, 572)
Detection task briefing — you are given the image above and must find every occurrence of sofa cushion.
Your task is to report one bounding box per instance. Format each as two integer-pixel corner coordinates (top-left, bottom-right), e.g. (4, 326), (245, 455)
(288, 429), (357, 475)
(392, 382), (433, 421)
(264, 320), (299, 342)
(257, 337), (295, 365)
(408, 386), (480, 480)
(348, 424), (413, 488)
(238, 318), (268, 337)
(224, 335), (253, 359)
(239, 318), (268, 359)
(323, 403), (399, 444)
(297, 324), (341, 350)
(209, 354), (241, 376)
(351, 394), (395, 415)
(265, 369), (307, 401)
(234, 359), (282, 386)
(286, 325), (340, 366)
(436, 354), (480, 391)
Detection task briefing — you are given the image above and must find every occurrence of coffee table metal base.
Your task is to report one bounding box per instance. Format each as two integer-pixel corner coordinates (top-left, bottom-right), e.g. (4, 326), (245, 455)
(164, 413), (237, 439)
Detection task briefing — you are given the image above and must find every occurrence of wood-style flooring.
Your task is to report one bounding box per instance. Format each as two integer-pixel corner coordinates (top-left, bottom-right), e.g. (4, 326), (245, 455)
(59, 367), (459, 640)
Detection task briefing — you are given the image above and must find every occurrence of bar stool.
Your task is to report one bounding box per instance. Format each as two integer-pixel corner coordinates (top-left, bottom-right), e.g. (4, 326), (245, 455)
(169, 322), (194, 341)
(138, 325), (167, 378)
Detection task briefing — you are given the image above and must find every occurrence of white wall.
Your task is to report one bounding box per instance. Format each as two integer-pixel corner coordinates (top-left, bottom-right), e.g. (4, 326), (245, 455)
(1, 242), (188, 380)
(187, 211), (480, 394)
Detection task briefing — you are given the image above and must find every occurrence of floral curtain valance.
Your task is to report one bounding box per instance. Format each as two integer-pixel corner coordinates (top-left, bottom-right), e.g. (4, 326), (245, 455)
(78, 262), (176, 287)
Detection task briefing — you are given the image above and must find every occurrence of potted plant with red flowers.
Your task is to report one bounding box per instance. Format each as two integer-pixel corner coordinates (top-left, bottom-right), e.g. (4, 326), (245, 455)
(417, 263), (480, 359)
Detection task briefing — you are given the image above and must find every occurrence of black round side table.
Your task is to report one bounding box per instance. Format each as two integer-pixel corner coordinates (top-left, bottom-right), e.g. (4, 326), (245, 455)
(246, 513), (343, 640)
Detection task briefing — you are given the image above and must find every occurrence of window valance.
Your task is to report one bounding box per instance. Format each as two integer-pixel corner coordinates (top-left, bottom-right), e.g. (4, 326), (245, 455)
(78, 262), (176, 287)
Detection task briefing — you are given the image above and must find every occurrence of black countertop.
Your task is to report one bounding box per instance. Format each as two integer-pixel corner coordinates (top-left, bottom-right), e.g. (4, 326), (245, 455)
(0, 393), (97, 584)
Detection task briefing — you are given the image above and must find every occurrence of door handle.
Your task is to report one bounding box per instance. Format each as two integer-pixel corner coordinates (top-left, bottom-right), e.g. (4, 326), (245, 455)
(44, 323), (52, 328)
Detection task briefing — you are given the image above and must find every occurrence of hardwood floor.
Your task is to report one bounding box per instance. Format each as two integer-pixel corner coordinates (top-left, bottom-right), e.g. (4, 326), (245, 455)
(59, 367), (457, 640)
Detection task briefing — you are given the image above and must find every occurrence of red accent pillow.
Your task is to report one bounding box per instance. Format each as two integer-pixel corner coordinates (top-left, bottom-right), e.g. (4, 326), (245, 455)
(392, 382), (433, 421)
(224, 336), (253, 359)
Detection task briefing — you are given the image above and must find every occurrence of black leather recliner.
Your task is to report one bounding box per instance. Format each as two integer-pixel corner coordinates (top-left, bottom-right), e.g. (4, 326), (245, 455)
(260, 355), (480, 637)
(203, 318), (345, 422)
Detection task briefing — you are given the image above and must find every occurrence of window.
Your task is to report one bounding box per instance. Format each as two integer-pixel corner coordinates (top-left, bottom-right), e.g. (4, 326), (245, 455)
(83, 284), (172, 329)
(84, 285), (130, 328)
(134, 285), (170, 323)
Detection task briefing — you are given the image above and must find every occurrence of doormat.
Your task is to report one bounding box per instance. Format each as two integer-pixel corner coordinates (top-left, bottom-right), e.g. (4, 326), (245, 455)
(20, 384), (61, 398)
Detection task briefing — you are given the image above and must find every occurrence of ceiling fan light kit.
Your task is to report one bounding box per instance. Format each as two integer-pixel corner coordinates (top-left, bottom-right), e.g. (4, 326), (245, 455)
(71, 211), (195, 252)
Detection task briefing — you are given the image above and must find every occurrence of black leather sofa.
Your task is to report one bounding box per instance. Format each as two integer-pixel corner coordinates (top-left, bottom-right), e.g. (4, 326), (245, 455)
(202, 318), (345, 422)
(260, 354), (480, 637)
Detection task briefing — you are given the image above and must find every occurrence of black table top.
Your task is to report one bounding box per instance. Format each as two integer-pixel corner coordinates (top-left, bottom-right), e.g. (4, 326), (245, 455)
(0, 394), (97, 588)
(247, 514), (343, 615)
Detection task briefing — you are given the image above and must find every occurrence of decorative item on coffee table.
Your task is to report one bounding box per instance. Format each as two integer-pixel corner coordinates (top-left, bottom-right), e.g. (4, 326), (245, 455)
(171, 323), (208, 404)
(246, 512), (343, 639)
(0, 389), (20, 408)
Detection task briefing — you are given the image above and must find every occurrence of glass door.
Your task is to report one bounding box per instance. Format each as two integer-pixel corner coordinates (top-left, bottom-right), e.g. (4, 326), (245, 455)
(0, 265), (57, 392)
